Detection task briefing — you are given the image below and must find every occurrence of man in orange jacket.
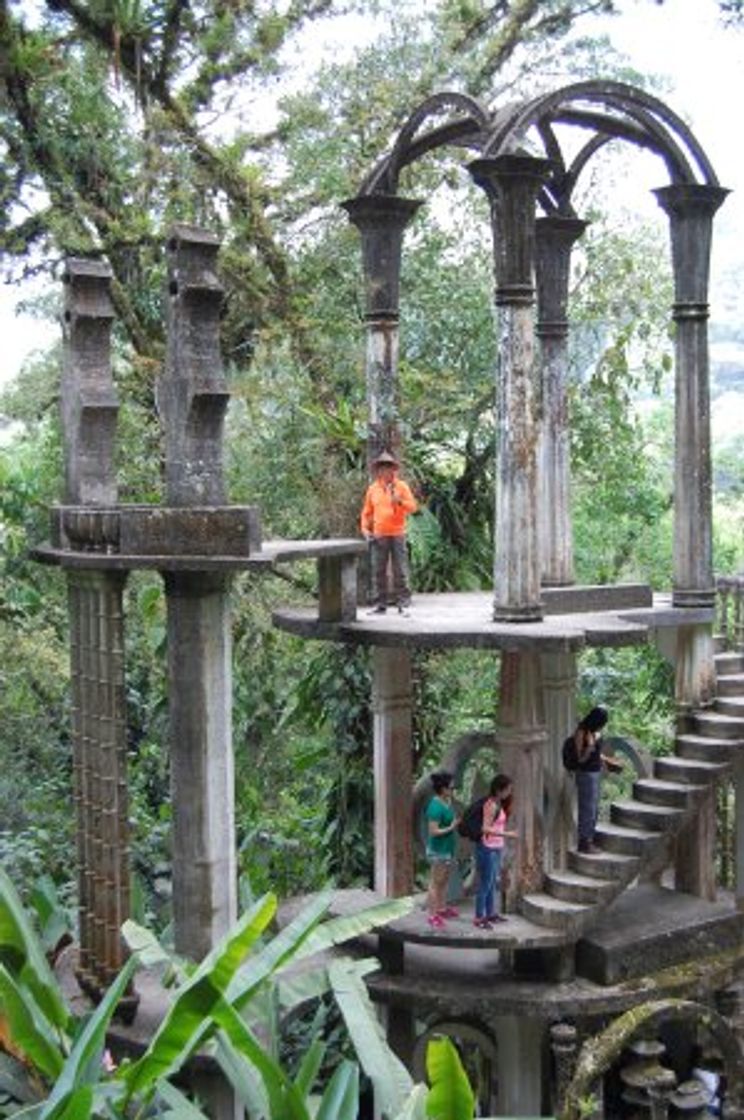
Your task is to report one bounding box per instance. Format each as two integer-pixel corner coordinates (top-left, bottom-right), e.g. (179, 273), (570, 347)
(360, 450), (418, 614)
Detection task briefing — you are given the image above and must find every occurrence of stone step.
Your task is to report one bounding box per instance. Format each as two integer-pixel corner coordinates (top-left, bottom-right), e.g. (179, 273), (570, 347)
(595, 821), (660, 856)
(611, 799), (684, 833)
(519, 891), (591, 932)
(692, 710), (744, 741)
(716, 673), (744, 697)
(568, 848), (640, 882)
(713, 634), (727, 654)
(544, 869), (617, 906)
(716, 651), (744, 676)
(655, 755), (730, 785)
(633, 777), (706, 810)
(715, 696), (744, 718)
(676, 733), (735, 763)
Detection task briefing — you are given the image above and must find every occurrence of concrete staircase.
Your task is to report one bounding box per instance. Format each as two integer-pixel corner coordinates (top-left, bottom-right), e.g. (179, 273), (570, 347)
(520, 647), (743, 936)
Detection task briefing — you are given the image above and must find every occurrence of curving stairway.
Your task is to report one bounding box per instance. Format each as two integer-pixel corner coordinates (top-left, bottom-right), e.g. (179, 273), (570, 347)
(520, 647), (744, 936)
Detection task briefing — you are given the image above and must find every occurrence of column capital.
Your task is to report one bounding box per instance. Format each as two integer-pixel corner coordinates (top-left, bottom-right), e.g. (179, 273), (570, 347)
(654, 184), (729, 313)
(468, 155), (553, 303)
(536, 215), (589, 337)
(340, 194), (423, 318)
(653, 182), (730, 220)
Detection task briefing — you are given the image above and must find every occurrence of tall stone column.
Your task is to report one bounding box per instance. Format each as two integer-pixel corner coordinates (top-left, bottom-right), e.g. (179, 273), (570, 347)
(495, 1015), (544, 1116)
(735, 753), (744, 911)
(496, 652), (547, 901)
(373, 648), (414, 897)
(540, 652), (578, 870)
(535, 216), (587, 587)
(341, 194), (422, 466)
(675, 623), (716, 712)
(159, 226), (237, 960)
(60, 261), (133, 1004)
(653, 184), (728, 609)
(469, 156), (552, 621)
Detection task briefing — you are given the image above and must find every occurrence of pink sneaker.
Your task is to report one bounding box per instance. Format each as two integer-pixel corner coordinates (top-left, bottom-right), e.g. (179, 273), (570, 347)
(473, 917), (494, 930)
(427, 913), (445, 929)
(438, 906), (460, 919)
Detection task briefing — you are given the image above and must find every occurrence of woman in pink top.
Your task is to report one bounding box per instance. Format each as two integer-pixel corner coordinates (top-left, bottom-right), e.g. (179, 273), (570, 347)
(474, 774), (516, 929)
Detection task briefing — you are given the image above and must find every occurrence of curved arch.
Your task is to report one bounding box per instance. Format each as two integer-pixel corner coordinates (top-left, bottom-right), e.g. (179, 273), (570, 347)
(562, 998), (744, 1120)
(361, 91), (489, 195)
(484, 80), (718, 186)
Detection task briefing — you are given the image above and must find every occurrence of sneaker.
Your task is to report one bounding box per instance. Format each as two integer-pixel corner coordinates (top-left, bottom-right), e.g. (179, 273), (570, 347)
(487, 913), (507, 923)
(473, 917), (493, 930)
(427, 913), (445, 929)
(397, 604), (409, 616)
(438, 906), (459, 919)
(366, 605), (387, 615)
(578, 841), (602, 855)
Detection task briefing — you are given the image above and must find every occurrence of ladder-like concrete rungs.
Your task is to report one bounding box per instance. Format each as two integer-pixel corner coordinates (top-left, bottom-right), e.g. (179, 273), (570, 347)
(693, 711), (744, 740)
(568, 848), (640, 882)
(655, 755), (730, 785)
(595, 821), (660, 855)
(520, 892), (592, 931)
(715, 651), (744, 675)
(716, 673), (744, 696)
(544, 869), (617, 905)
(676, 733), (737, 762)
(633, 777), (706, 809)
(611, 799), (684, 832)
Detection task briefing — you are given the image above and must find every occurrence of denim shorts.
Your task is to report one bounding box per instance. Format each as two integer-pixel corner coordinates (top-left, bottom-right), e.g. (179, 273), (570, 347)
(427, 853), (454, 865)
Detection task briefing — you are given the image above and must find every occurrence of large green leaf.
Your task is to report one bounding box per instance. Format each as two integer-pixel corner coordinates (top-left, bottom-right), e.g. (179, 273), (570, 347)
(39, 956), (137, 1120)
(293, 1037), (325, 1099)
(314, 1060), (358, 1120)
(394, 1086), (428, 1120)
(328, 959), (413, 1118)
(211, 997), (309, 1120)
(42, 1084), (93, 1120)
(215, 1034), (270, 1120)
(292, 898), (413, 963)
(0, 868), (71, 1033)
(0, 964), (64, 1081)
(155, 1079), (211, 1119)
(122, 893), (276, 1099)
(424, 1037), (474, 1120)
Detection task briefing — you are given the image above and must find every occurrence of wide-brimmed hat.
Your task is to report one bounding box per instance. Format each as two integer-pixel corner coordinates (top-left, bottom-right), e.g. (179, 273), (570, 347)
(372, 450), (399, 468)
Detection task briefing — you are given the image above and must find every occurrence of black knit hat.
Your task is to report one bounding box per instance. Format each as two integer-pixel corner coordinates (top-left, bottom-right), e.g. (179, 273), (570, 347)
(580, 706), (608, 732)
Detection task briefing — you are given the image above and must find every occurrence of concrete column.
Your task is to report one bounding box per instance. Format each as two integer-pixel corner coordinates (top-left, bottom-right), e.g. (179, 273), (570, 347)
(535, 216), (587, 587)
(654, 184), (728, 609)
(495, 1015), (544, 1116)
(675, 624), (716, 712)
(340, 194), (422, 467)
(165, 572), (237, 959)
(373, 648), (414, 897)
(496, 651), (547, 901)
(674, 783), (716, 902)
(735, 753), (744, 911)
(469, 155), (552, 622)
(540, 652), (578, 870)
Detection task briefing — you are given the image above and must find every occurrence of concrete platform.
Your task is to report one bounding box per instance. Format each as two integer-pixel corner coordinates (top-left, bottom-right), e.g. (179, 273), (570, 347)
(273, 590), (714, 652)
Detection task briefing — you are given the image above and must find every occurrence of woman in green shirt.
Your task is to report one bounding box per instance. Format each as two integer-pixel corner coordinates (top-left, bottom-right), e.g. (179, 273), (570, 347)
(425, 771), (460, 929)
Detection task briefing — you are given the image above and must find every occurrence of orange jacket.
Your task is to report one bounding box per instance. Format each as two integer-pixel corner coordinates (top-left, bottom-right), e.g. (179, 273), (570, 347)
(360, 478), (418, 537)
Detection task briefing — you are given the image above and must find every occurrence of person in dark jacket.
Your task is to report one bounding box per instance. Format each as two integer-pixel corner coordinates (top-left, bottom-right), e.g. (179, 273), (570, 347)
(565, 706), (609, 854)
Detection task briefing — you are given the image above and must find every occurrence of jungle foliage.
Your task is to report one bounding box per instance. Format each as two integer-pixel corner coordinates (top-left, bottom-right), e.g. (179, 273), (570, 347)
(0, 0), (742, 982)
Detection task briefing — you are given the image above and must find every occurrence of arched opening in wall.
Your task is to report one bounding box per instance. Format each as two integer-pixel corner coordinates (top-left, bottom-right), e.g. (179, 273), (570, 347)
(412, 1020), (498, 1116)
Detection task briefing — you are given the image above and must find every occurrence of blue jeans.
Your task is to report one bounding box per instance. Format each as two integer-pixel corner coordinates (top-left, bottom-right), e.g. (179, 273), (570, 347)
(576, 770), (601, 845)
(475, 843), (502, 919)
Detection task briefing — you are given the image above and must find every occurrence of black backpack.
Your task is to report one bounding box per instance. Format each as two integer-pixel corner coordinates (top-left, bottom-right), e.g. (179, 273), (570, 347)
(458, 796), (487, 842)
(562, 737), (579, 771)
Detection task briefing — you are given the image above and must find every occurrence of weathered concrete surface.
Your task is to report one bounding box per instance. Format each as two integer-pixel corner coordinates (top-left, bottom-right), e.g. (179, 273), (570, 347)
(273, 591), (713, 653)
(373, 648), (414, 896)
(576, 883), (744, 986)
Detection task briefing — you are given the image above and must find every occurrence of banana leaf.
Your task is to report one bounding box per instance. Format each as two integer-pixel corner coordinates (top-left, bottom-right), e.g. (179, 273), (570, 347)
(121, 921), (187, 986)
(154, 1079), (211, 1119)
(424, 1037), (474, 1120)
(292, 898), (413, 963)
(0, 965), (64, 1082)
(328, 959), (413, 1119)
(215, 1032), (270, 1119)
(393, 1086), (428, 1120)
(0, 1051), (43, 1106)
(122, 893), (276, 1100)
(293, 1038), (325, 1099)
(39, 956), (137, 1120)
(40, 1084), (93, 1120)
(0, 869), (71, 1034)
(314, 1060), (358, 1120)
(210, 997), (309, 1120)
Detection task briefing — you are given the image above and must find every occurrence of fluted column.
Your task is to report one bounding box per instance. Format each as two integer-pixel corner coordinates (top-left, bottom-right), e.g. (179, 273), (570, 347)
(536, 216), (587, 587)
(469, 156), (552, 621)
(653, 184), (728, 609)
(541, 652), (578, 870)
(341, 195), (422, 466)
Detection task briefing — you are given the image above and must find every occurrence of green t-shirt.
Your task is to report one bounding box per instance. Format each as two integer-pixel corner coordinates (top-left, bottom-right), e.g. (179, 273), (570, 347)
(426, 796), (456, 858)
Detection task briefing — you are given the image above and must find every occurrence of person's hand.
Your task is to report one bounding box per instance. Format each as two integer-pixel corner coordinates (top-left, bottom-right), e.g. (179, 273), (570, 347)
(362, 529), (372, 540)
